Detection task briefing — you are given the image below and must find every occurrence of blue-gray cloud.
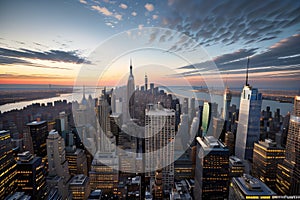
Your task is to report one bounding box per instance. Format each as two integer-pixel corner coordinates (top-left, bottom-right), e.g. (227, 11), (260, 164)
(177, 33), (300, 77)
(0, 47), (89, 64)
(163, 0), (300, 47)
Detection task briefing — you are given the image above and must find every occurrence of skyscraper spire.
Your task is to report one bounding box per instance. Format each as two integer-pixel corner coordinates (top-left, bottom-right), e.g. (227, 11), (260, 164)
(145, 73), (148, 91)
(83, 85), (86, 98)
(246, 57), (250, 86)
(130, 58), (133, 75)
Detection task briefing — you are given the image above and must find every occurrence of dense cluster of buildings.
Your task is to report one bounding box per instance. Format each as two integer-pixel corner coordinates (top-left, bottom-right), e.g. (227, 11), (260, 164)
(0, 60), (299, 199)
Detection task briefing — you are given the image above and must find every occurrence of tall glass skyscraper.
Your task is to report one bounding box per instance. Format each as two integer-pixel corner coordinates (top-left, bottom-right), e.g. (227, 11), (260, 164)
(235, 84), (262, 160)
(276, 95), (300, 195)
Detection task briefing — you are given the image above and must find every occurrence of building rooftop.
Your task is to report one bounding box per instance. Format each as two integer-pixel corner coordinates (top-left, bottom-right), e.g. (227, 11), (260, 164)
(5, 192), (31, 200)
(146, 103), (175, 116)
(92, 151), (118, 166)
(26, 120), (46, 126)
(233, 174), (276, 196)
(196, 136), (227, 151)
(0, 130), (9, 134)
(229, 156), (244, 166)
(88, 190), (102, 200)
(70, 174), (88, 186)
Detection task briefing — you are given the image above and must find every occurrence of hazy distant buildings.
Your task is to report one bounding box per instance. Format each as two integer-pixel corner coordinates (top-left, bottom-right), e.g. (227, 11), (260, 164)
(212, 117), (224, 139)
(127, 59), (135, 121)
(145, 103), (175, 193)
(229, 174), (275, 199)
(194, 136), (229, 200)
(145, 74), (148, 91)
(223, 86), (232, 117)
(276, 95), (300, 195)
(252, 139), (285, 191)
(0, 130), (17, 199)
(235, 68), (262, 160)
(96, 90), (114, 152)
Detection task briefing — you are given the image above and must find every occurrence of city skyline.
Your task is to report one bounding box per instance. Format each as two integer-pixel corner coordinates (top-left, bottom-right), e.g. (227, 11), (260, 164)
(0, 62), (299, 198)
(0, 0), (299, 88)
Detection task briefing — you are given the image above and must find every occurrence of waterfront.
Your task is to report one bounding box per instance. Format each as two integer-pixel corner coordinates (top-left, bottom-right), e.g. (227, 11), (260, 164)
(0, 86), (294, 115)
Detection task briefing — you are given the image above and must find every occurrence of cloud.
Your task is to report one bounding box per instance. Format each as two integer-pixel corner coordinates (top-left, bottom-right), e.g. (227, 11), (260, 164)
(162, 0), (300, 47)
(91, 5), (122, 21)
(119, 3), (127, 9)
(115, 14), (122, 20)
(0, 47), (89, 65)
(79, 0), (87, 4)
(0, 73), (71, 80)
(0, 56), (72, 70)
(152, 15), (159, 20)
(145, 3), (154, 12)
(176, 34), (300, 80)
(91, 5), (112, 16)
(131, 11), (137, 16)
(138, 24), (144, 30)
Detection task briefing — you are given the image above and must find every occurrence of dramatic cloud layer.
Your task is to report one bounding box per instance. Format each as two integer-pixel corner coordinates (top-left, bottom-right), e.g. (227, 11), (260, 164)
(163, 0), (300, 47)
(176, 33), (300, 79)
(0, 47), (89, 66)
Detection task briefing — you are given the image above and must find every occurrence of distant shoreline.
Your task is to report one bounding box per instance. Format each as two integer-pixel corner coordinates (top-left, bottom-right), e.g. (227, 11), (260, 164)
(0, 88), (73, 106)
(191, 88), (296, 103)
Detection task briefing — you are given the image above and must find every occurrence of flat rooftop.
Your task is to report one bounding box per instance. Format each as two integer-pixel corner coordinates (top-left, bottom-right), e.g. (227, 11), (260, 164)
(233, 174), (275, 196)
(26, 120), (46, 126)
(70, 174), (88, 186)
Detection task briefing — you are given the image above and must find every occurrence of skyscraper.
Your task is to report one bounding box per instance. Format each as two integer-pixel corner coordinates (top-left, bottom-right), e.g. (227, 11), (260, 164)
(66, 148), (88, 176)
(0, 130), (17, 199)
(47, 130), (70, 181)
(27, 120), (48, 158)
(145, 103), (175, 193)
(201, 102), (218, 136)
(235, 59), (262, 160)
(252, 139), (285, 191)
(145, 73), (148, 91)
(194, 136), (229, 200)
(69, 174), (91, 200)
(127, 59), (135, 120)
(89, 152), (119, 195)
(223, 86), (232, 121)
(224, 131), (235, 155)
(276, 95), (300, 195)
(229, 156), (245, 179)
(229, 174), (275, 199)
(96, 89), (114, 152)
(16, 151), (46, 199)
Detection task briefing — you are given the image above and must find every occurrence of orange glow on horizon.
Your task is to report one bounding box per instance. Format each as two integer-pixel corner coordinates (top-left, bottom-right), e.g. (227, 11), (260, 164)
(0, 78), (75, 86)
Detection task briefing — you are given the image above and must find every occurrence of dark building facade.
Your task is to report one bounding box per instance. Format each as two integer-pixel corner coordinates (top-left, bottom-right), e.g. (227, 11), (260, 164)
(194, 136), (229, 200)
(0, 130), (18, 199)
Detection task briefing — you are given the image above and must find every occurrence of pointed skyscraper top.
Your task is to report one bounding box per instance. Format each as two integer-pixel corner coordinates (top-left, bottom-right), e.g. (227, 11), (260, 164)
(130, 58), (133, 75)
(83, 85), (86, 98)
(246, 57), (250, 86)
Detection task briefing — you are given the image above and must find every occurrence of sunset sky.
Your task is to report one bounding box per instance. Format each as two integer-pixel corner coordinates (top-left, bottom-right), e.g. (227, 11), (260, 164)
(0, 0), (300, 89)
